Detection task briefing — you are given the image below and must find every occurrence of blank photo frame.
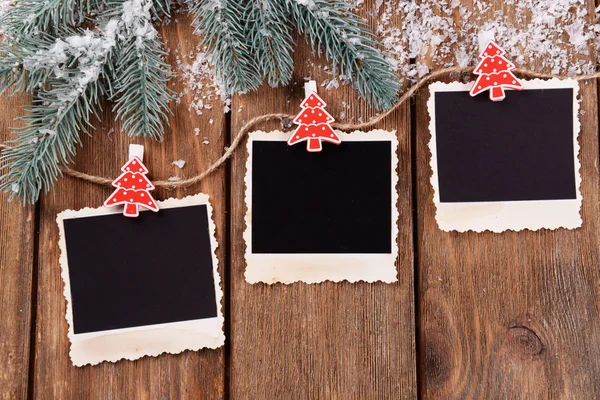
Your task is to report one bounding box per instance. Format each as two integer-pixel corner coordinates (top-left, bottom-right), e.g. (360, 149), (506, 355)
(57, 194), (225, 366)
(428, 79), (582, 232)
(244, 130), (399, 284)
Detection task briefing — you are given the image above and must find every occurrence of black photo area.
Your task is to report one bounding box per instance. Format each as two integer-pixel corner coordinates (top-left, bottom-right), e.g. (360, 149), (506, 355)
(434, 88), (577, 202)
(63, 205), (218, 334)
(251, 140), (392, 254)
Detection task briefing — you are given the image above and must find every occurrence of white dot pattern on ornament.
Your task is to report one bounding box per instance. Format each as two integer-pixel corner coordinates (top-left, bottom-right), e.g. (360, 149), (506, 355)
(130, 198), (133, 202)
(305, 127), (308, 131)
(148, 202), (152, 205)
(312, 133), (316, 137)
(141, 193), (145, 197)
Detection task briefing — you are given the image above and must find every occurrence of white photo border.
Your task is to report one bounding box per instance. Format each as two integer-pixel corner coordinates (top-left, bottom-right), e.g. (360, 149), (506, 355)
(244, 130), (399, 284)
(427, 78), (582, 232)
(56, 193), (225, 366)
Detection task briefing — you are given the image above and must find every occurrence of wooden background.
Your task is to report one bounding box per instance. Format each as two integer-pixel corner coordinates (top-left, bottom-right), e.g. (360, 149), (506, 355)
(1, 0), (599, 398)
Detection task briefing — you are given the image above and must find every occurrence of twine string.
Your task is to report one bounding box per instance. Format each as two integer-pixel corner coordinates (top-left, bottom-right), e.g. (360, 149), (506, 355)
(1, 66), (600, 190)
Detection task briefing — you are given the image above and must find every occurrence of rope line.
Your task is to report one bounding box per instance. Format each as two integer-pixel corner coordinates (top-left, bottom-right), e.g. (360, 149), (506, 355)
(2, 67), (599, 189)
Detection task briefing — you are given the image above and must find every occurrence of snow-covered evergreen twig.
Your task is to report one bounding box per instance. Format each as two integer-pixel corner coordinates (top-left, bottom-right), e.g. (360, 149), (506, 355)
(286, 0), (399, 110)
(0, 1), (174, 203)
(0, 18), (119, 203)
(103, 0), (174, 140)
(0, 0), (91, 36)
(190, 0), (262, 94)
(0, 80), (105, 203)
(0, 35), (60, 96)
(248, 0), (294, 87)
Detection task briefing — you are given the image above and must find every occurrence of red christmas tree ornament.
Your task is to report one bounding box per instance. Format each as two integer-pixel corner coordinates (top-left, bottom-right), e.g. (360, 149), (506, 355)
(470, 41), (524, 101)
(104, 151), (159, 217)
(288, 81), (341, 152)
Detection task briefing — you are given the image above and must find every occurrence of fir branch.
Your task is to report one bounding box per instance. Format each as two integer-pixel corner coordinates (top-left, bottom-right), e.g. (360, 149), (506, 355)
(248, 0), (294, 87)
(1, 0), (91, 37)
(150, 0), (172, 18)
(285, 0), (400, 110)
(189, 0), (261, 94)
(0, 35), (58, 95)
(0, 20), (118, 203)
(109, 19), (173, 139)
(0, 78), (104, 203)
(101, 0), (173, 139)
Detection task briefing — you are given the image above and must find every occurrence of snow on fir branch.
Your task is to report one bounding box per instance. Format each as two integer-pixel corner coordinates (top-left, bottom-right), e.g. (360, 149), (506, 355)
(189, 0), (263, 94)
(287, 0), (399, 110)
(0, 0), (174, 203)
(104, 0), (174, 140)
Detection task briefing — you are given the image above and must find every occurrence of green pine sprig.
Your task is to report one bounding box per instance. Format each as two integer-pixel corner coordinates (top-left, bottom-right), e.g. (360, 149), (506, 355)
(248, 0), (294, 87)
(286, 0), (400, 110)
(0, 0), (175, 202)
(190, 0), (262, 94)
(1, 0), (91, 37)
(0, 77), (105, 203)
(109, 32), (174, 140)
(102, 0), (174, 140)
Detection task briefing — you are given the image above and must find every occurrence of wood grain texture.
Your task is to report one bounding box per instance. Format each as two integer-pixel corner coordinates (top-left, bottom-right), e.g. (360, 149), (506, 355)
(0, 94), (35, 400)
(415, 1), (600, 398)
(228, 1), (417, 398)
(30, 16), (226, 399)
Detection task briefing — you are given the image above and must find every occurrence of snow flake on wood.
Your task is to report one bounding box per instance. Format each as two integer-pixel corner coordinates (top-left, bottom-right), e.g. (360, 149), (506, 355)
(172, 159), (186, 169)
(104, 156), (159, 217)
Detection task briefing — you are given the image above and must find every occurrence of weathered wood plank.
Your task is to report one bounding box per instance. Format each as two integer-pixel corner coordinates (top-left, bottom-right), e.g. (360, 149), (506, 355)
(229, 1), (417, 398)
(31, 16), (226, 399)
(0, 94), (35, 400)
(415, 1), (600, 398)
